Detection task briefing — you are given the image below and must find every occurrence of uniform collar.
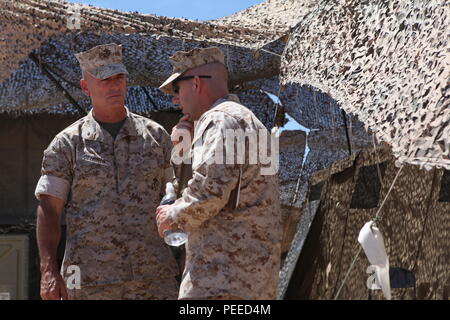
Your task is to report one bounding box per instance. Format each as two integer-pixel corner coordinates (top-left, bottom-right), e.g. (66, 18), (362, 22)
(81, 106), (138, 142)
(197, 94), (241, 125)
(210, 94), (240, 109)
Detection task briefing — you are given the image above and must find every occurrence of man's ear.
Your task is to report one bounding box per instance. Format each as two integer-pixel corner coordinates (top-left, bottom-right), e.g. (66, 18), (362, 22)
(80, 79), (90, 96)
(193, 76), (201, 93)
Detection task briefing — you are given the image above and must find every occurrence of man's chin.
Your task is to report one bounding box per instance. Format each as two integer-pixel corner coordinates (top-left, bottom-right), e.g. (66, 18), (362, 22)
(108, 98), (125, 107)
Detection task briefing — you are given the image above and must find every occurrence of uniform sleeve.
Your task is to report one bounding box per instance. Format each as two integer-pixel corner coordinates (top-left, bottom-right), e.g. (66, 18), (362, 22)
(34, 136), (73, 203)
(167, 115), (240, 232)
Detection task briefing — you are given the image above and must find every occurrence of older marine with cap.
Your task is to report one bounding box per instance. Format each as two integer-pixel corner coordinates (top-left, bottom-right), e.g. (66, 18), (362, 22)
(156, 47), (282, 300)
(35, 43), (179, 300)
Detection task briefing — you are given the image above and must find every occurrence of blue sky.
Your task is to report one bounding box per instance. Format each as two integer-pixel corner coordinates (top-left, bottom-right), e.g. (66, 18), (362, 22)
(265, 92), (309, 132)
(72, 0), (264, 20)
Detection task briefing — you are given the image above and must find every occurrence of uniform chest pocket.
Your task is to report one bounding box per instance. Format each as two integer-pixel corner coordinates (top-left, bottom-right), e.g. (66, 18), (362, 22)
(126, 141), (165, 194)
(76, 140), (111, 167)
(135, 153), (163, 189)
(72, 141), (112, 191)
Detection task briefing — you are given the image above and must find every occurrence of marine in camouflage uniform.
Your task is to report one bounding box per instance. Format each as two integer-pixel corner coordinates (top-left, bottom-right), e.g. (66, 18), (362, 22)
(157, 47), (282, 300)
(35, 44), (179, 300)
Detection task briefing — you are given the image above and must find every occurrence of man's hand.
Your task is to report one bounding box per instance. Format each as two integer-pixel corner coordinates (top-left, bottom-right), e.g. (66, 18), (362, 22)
(40, 269), (68, 300)
(171, 114), (194, 147)
(156, 204), (174, 238)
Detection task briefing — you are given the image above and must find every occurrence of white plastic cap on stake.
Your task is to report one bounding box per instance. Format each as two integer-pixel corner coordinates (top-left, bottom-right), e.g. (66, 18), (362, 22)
(358, 221), (391, 300)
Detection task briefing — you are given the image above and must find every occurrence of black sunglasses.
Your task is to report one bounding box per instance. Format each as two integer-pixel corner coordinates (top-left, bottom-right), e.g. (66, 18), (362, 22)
(172, 75), (212, 93)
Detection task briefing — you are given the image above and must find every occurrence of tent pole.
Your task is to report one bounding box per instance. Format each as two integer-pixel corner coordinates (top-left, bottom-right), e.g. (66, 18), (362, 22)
(141, 86), (158, 110)
(341, 109), (352, 156)
(29, 52), (87, 115)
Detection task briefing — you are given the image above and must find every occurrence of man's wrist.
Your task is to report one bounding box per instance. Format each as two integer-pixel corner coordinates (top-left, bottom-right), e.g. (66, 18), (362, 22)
(40, 260), (59, 273)
(167, 204), (181, 230)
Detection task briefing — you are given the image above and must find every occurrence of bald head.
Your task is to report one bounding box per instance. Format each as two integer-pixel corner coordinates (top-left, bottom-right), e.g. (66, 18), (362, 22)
(184, 62), (229, 95)
(171, 62), (231, 121)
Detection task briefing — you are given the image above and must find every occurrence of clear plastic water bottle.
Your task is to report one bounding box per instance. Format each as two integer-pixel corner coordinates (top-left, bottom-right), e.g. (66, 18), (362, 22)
(160, 182), (187, 246)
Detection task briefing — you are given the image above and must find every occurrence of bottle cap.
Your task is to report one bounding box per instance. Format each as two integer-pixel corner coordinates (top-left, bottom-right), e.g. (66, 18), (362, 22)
(165, 182), (176, 197)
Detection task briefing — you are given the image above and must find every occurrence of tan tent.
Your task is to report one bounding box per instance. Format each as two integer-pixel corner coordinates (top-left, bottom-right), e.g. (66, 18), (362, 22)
(281, 145), (449, 299)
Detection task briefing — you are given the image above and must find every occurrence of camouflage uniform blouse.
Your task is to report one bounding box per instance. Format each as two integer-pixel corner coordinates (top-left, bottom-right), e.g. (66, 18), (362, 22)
(168, 95), (282, 299)
(35, 107), (179, 296)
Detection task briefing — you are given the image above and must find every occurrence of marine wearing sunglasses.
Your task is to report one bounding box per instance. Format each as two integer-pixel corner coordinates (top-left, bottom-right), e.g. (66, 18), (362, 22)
(172, 75), (212, 94)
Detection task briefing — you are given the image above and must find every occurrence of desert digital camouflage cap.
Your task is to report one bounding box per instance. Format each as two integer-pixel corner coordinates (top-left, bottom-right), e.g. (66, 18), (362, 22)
(75, 43), (129, 80)
(159, 47), (225, 95)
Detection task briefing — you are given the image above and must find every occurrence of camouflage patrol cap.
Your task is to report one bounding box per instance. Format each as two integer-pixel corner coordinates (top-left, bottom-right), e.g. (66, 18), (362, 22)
(159, 47), (225, 95)
(75, 43), (129, 80)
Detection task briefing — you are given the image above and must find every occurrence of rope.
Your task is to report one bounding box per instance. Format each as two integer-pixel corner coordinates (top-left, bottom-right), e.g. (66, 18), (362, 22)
(258, 48), (283, 58)
(372, 135), (384, 186)
(333, 164), (404, 300)
(374, 165), (404, 221)
(272, 85), (284, 129)
(267, 33), (290, 129)
(334, 246), (362, 300)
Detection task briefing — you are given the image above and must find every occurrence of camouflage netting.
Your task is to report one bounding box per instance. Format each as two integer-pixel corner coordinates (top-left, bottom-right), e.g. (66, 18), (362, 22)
(1, 0), (448, 171)
(0, 29), (283, 111)
(213, 0), (314, 33)
(280, 0), (450, 170)
(0, 0), (285, 84)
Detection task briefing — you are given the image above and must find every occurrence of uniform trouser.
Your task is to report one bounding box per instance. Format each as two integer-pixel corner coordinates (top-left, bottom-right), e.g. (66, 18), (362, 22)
(67, 278), (179, 300)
